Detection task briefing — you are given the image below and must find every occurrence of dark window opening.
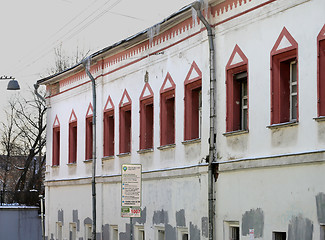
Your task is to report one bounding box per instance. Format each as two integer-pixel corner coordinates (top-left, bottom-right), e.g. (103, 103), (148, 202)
(230, 226), (239, 240)
(273, 231), (286, 240)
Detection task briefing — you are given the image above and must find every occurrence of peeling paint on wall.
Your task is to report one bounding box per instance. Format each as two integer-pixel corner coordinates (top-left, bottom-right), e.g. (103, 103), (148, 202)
(102, 224), (110, 240)
(58, 209), (64, 225)
(119, 223), (131, 240)
(73, 209), (80, 231)
(201, 217), (208, 238)
(84, 217), (92, 225)
(166, 224), (176, 240)
(153, 209), (169, 225)
(316, 192), (325, 224)
(190, 222), (200, 240)
(176, 209), (186, 227)
(242, 208), (264, 237)
(288, 215), (313, 240)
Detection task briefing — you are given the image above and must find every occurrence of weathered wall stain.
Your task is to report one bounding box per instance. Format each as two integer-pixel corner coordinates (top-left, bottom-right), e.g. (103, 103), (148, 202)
(119, 223), (131, 240)
(58, 209), (64, 225)
(102, 224), (110, 240)
(190, 222), (200, 240)
(271, 127), (297, 147)
(73, 209), (80, 231)
(84, 217), (92, 225)
(288, 215), (313, 240)
(166, 224), (176, 240)
(316, 192), (325, 224)
(153, 209), (169, 225)
(201, 217), (208, 238)
(242, 208), (264, 237)
(176, 209), (186, 227)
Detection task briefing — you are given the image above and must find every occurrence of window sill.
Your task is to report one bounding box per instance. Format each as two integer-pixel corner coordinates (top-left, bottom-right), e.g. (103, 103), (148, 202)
(223, 130), (249, 137)
(267, 121), (298, 129)
(117, 152), (131, 158)
(102, 155), (115, 161)
(314, 116), (325, 122)
(137, 148), (154, 154)
(51, 165), (60, 168)
(182, 138), (201, 145)
(67, 162), (77, 166)
(84, 159), (93, 163)
(157, 144), (176, 150)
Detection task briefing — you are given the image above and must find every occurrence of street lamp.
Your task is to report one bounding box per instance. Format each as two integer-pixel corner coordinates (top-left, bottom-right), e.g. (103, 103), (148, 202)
(0, 76), (20, 90)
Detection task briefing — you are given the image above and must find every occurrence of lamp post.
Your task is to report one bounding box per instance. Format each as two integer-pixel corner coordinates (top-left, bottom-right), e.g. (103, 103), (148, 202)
(0, 76), (20, 90)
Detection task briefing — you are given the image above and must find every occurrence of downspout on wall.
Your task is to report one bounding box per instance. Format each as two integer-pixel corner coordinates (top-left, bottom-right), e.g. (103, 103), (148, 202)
(83, 57), (97, 240)
(192, 2), (216, 240)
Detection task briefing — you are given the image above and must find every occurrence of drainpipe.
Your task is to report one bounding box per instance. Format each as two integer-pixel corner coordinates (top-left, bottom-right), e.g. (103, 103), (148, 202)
(83, 57), (97, 240)
(192, 2), (216, 240)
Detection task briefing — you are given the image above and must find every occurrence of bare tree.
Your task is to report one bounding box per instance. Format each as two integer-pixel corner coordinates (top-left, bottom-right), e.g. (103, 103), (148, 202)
(13, 89), (46, 194)
(0, 99), (23, 198)
(47, 43), (90, 75)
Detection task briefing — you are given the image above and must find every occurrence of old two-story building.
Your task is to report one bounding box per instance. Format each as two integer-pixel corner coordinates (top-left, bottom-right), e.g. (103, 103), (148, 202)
(38, 0), (325, 239)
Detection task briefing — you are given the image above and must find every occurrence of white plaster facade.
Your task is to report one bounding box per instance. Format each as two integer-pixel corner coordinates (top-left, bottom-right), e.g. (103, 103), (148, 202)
(39, 0), (325, 239)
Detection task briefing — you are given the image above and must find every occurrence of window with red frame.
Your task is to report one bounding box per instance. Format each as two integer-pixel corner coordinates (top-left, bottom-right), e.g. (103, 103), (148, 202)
(184, 62), (202, 141)
(52, 126), (60, 166)
(119, 90), (132, 154)
(271, 28), (298, 125)
(85, 116), (93, 160)
(103, 110), (114, 156)
(69, 121), (77, 163)
(226, 45), (249, 132)
(318, 25), (325, 116)
(140, 83), (154, 150)
(184, 82), (202, 140)
(160, 73), (176, 146)
(140, 99), (154, 150)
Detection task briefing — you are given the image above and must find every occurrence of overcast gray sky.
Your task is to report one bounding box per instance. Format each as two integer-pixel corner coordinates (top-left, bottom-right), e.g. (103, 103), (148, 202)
(0, 0), (191, 105)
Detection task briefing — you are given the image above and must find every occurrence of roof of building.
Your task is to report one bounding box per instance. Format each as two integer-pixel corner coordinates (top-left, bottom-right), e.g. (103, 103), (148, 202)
(36, 3), (193, 85)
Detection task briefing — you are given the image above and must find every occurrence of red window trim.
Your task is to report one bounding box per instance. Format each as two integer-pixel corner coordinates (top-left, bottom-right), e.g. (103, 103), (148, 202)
(85, 104), (93, 161)
(119, 90), (132, 154)
(317, 24), (325, 117)
(225, 45), (249, 133)
(270, 27), (299, 125)
(160, 73), (176, 146)
(140, 83), (154, 150)
(68, 110), (78, 164)
(52, 115), (60, 166)
(103, 109), (115, 157)
(103, 96), (115, 157)
(184, 61), (202, 141)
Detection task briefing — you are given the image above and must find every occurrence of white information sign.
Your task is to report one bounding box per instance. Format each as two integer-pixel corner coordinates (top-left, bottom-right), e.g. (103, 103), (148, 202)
(249, 229), (254, 240)
(121, 164), (142, 217)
